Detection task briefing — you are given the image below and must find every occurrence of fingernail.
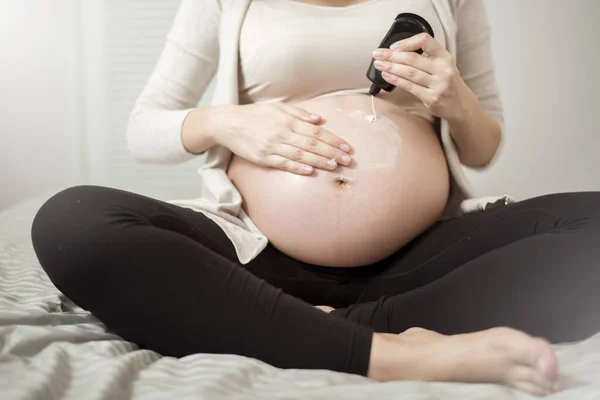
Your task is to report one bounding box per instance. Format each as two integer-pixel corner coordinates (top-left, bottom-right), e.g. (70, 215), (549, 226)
(303, 166), (313, 174)
(327, 159), (337, 168)
(341, 155), (351, 165)
(372, 49), (384, 57)
(390, 44), (400, 51)
(308, 114), (320, 120)
(340, 143), (350, 152)
(374, 60), (385, 68)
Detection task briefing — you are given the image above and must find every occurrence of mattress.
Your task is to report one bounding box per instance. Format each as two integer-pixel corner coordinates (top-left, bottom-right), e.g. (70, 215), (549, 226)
(1, 194), (599, 400)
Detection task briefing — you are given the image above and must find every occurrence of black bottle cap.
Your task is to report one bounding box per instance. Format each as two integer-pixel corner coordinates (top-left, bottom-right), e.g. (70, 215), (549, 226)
(369, 84), (381, 96)
(367, 13), (435, 96)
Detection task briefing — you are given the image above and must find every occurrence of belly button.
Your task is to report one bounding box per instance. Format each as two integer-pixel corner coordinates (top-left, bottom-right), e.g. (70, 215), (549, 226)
(335, 177), (352, 190)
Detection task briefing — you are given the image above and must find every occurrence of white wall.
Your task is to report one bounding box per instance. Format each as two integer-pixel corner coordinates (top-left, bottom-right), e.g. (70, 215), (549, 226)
(0, 0), (83, 210)
(469, 0), (600, 199)
(1, 0), (599, 211)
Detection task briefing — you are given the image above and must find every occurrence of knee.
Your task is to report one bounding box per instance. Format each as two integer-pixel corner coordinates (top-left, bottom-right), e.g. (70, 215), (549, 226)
(31, 185), (110, 290)
(32, 185), (105, 244)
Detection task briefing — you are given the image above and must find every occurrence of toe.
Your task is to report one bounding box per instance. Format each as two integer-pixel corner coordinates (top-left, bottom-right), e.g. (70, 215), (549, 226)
(512, 380), (550, 397)
(534, 339), (559, 379)
(507, 366), (554, 395)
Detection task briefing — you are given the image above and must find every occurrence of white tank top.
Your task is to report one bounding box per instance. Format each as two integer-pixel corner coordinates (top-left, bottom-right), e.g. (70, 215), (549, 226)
(239, 0), (447, 122)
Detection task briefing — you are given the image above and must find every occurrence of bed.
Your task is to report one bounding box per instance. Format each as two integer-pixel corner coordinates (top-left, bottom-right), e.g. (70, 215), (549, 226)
(2, 195), (599, 400)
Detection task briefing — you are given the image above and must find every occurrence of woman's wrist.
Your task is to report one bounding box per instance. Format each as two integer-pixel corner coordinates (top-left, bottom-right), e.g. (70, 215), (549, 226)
(181, 106), (230, 154)
(445, 80), (477, 128)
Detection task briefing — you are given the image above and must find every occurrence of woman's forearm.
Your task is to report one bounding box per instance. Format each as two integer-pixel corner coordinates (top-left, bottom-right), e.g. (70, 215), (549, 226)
(446, 82), (502, 168)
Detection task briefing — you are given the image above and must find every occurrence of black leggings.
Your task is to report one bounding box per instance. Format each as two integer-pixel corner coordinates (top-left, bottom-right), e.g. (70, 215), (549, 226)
(31, 186), (600, 376)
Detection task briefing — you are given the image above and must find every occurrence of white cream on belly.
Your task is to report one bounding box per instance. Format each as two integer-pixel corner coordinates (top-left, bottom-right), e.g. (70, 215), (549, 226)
(364, 93), (378, 123)
(334, 107), (402, 178)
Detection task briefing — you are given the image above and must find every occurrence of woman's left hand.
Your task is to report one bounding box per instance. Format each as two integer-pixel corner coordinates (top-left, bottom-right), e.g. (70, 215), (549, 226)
(372, 33), (471, 122)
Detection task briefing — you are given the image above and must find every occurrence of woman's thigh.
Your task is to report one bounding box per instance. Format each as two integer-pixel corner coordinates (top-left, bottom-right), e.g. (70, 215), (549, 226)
(359, 191), (600, 301)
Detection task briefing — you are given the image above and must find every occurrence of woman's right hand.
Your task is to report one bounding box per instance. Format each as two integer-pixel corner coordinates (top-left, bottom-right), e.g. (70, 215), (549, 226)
(213, 103), (352, 175)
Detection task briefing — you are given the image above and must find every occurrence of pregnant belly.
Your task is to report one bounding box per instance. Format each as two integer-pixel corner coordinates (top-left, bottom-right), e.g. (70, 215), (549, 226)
(227, 94), (450, 267)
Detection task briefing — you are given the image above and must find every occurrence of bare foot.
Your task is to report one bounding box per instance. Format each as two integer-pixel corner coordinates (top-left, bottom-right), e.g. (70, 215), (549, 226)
(315, 305), (335, 313)
(368, 327), (560, 396)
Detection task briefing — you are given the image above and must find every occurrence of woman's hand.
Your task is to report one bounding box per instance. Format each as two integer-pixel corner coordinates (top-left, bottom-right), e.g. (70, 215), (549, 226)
(213, 103), (352, 175)
(372, 33), (473, 123)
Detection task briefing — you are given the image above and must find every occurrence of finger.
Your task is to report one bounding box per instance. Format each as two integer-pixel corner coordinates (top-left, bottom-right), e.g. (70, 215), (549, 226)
(373, 60), (433, 87)
(275, 143), (339, 171)
(276, 103), (322, 123)
(381, 71), (431, 103)
(291, 119), (353, 156)
(373, 49), (435, 74)
(265, 154), (314, 176)
(285, 128), (352, 166)
(390, 33), (446, 59)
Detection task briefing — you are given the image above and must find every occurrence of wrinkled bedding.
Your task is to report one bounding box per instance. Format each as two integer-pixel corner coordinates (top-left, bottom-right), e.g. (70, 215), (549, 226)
(1, 195), (599, 400)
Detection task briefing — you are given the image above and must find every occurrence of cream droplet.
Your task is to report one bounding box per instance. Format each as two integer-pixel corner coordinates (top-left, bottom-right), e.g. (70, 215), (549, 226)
(365, 114), (378, 123)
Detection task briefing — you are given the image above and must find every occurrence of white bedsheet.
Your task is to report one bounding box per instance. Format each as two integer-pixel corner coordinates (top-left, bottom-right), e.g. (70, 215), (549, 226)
(1, 195), (599, 400)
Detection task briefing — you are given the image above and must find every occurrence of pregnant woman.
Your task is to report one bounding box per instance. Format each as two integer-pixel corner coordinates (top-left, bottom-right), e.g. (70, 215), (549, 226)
(31, 0), (600, 396)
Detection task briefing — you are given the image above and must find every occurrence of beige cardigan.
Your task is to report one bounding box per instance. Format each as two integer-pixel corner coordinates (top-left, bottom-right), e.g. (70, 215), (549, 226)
(127, 0), (513, 264)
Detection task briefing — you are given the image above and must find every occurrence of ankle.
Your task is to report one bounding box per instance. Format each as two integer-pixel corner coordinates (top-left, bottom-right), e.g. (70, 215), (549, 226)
(367, 333), (406, 381)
